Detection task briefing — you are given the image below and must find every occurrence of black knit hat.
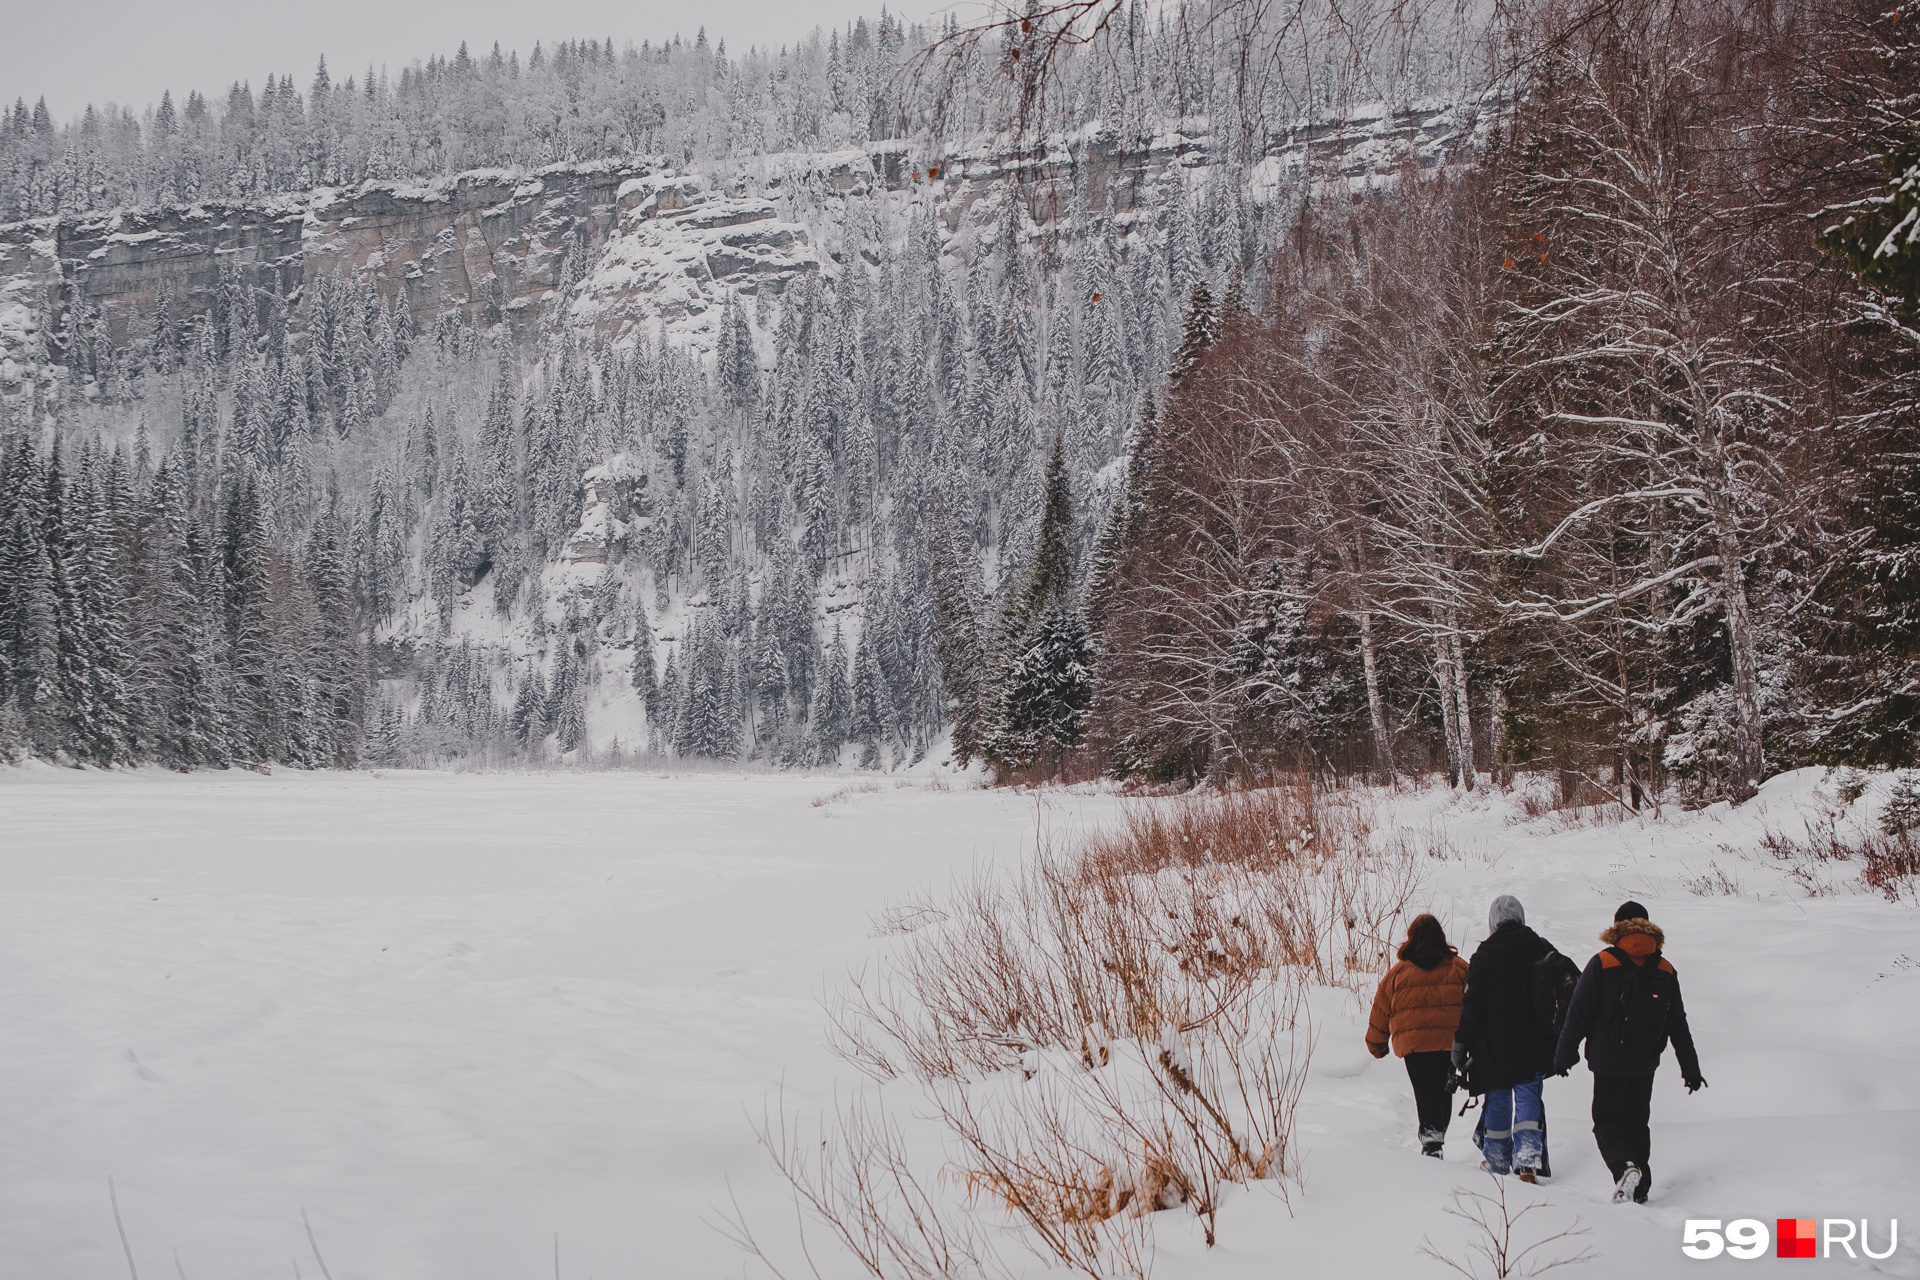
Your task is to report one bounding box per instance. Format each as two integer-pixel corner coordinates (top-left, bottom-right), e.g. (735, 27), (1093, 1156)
(1614, 900), (1649, 922)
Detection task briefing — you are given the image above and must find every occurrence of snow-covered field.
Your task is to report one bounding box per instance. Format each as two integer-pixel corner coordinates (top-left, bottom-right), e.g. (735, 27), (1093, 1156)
(1, 765), (1916, 1278)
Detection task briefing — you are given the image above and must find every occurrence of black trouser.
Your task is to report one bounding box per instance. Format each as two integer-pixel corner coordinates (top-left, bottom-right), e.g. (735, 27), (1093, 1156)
(1592, 1072), (1656, 1198)
(1405, 1050), (1455, 1149)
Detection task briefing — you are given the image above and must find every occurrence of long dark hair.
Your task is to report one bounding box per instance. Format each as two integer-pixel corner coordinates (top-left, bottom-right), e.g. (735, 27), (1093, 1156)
(1398, 913), (1456, 970)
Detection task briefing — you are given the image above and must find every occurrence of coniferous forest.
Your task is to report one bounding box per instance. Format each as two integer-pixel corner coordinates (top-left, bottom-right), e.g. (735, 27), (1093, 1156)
(3, 0), (1919, 808)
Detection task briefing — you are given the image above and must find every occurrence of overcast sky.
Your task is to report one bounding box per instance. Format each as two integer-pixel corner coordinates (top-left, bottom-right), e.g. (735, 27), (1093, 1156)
(5, 0), (945, 122)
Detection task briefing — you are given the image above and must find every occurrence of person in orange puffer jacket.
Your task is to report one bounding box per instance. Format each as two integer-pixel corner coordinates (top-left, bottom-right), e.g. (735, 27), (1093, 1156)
(1367, 913), (1472, 1156)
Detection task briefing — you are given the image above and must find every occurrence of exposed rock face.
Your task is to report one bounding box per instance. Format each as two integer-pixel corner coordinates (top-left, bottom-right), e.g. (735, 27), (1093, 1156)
(0, 157), (834, 396)
(0, 164), (641, 361)
(302, 164), (638, 333)
(567, 172), (819, 352)
(0, 230), (59, 396)
(0, 104), (1492, 398)
(563, 454), (651, 566)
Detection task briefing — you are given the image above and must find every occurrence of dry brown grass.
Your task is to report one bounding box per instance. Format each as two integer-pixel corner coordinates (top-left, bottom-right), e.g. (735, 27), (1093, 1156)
(1761, 819), (1920, 903)
(723, 1090), (1015, 1280)
(813, 781), (885, 808)
(1510, 773), (1648, 830)
(739, 780), (1433, 1278)
(1679, 858), (1744, 897)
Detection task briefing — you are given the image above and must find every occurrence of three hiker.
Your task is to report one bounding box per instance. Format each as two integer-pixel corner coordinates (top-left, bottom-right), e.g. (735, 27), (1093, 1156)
(1553, 900), (1705, 1204)
(1368, 895), (1706, 1205)
(1366, 913), (1471, 1155)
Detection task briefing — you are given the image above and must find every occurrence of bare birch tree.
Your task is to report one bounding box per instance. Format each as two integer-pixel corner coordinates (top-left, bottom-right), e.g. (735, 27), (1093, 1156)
(1483, 4), (1807, 800)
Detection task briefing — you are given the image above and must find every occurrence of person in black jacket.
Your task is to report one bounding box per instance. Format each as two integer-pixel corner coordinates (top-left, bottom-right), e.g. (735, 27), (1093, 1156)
(1452, 895), (1561, 1181)
(1552, 900), (1705, 1204)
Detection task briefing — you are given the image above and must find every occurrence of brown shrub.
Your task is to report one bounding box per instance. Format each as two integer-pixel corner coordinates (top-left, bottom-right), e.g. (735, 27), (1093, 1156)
(765, 781), (1432, 1277)
(1760, 819), (1920, 902)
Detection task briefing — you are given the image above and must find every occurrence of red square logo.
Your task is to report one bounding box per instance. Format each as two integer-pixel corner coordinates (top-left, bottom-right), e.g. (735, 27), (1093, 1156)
(1778, 1218), (1817, 1258)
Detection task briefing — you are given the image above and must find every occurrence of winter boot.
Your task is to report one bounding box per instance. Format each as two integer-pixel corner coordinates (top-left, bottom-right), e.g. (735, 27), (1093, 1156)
(1420, 1129), (1445, 1158)
(1612, 1165), (1643, 1204)
(1517, 1169), (1537, 1184)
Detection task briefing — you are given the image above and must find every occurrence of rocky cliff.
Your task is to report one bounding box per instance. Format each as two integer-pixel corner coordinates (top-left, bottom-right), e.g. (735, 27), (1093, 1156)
(0, 102), (1491, 401)
(0, 159), (833, 398)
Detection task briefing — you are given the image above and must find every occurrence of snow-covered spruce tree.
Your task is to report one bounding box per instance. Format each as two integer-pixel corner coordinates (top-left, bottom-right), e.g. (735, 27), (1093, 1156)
(474, 353), (525, 611)
(1084, 282), (1219, 653)
(850, 631), (894, 768)
(218, 475), (281, 763)
(1795, 0), (1920, 768)
(630, 599), (660, 741)
(809, 623), (854, 765)
(137, 456), (228, 768)
(549, 638), (589, 756)
(301, 500), (367, 766)
(512, 668), (549, 754)
(986, 435), (1092, 774)
(68, 443), (139, 765)
(924, 489), (990, 765)
(995, 600), (1094, 774)
(675, 614), (733, 759)
(0, 435), (64, 756)
(1004, 434), (1077, 640)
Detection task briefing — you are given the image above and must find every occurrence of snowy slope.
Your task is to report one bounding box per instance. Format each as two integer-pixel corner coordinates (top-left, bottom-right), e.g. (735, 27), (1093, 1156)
(0, 766), (1914, 1278)
(1171, 771), (1920, 1279)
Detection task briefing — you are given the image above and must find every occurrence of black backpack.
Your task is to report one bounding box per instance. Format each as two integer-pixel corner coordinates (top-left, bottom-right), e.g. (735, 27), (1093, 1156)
(1529, 949), (1582, 1039)
(1606, 945), (1675, 1056)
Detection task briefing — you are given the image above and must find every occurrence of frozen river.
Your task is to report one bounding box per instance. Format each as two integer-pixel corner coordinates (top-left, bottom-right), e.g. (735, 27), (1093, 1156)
(0, 766), (1119, 1279)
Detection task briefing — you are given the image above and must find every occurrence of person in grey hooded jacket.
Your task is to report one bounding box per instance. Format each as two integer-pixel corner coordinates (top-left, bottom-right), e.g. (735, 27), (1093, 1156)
(1452, 895), (1561, 1179)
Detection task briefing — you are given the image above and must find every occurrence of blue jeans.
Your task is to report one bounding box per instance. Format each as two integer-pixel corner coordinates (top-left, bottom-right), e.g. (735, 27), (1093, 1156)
(1474, 1073), (1547, 1174)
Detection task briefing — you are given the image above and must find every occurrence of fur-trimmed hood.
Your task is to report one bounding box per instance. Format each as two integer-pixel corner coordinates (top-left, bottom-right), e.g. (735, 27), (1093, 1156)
(1600, 917), (1665, 948)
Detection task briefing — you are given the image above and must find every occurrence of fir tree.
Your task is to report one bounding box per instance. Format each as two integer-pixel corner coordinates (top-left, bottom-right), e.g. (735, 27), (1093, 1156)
(512, 668), (549, 750)
(851, 631), (894, 766)
(303, 500), (364, 765)
(221, 476), (279, 760)
(1168, 281), (1216, 385)
(810, 623), (854, 763)
(141, 458), (227, 768)
(630, 599), (659, 729)
(987, 432), (1090, 774)
(1007, 434), (1075, 636)
(994, 599), (1093, 771)
(925, 490), (989, 764)
(550, 638), (589, 755)
(0, 503), (61, 754)
(67, 444), (138, 763)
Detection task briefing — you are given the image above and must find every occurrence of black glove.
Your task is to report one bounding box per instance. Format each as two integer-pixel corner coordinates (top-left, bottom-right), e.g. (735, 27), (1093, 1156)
(1685, 1076), (1707, 1094)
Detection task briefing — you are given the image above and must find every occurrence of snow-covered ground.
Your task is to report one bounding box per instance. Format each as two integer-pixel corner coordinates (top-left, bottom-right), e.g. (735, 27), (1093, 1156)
(1213, 774), (1920, 1279)
(1, 765), (1915, 1278)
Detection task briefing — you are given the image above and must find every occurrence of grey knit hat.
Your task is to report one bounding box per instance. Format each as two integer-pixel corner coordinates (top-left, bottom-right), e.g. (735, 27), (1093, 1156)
(1489, 895), (1526, 932)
